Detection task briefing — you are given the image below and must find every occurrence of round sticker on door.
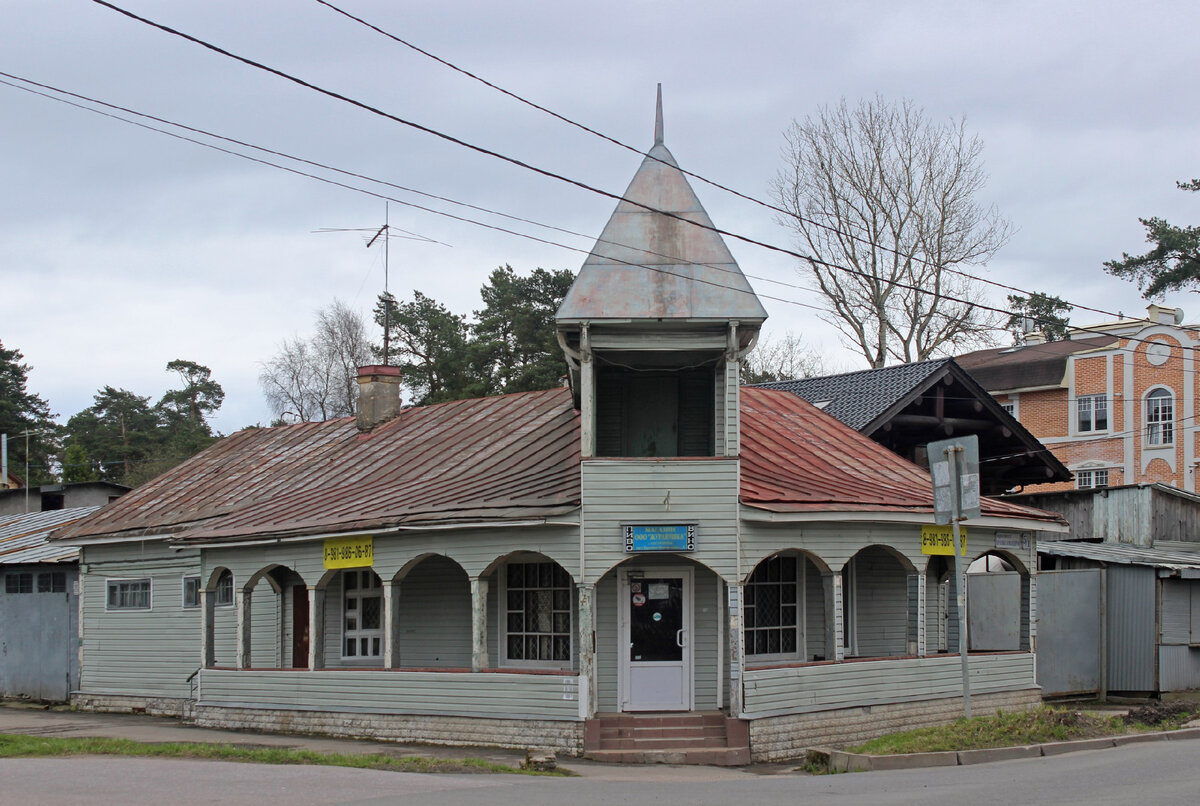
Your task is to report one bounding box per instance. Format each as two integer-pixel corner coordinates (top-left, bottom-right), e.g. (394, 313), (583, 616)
(652, 611), (663, 622)
(632, 593), (647, 607)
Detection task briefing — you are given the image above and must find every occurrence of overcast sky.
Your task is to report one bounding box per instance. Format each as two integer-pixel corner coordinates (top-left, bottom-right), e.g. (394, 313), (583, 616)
(4, 0), (1199, 435)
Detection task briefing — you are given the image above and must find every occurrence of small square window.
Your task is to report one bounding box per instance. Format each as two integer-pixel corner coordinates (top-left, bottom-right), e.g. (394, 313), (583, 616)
(106, 579), (151, 610)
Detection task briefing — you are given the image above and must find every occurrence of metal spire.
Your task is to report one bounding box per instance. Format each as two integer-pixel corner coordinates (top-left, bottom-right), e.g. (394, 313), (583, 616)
(654, 83), (664, 146)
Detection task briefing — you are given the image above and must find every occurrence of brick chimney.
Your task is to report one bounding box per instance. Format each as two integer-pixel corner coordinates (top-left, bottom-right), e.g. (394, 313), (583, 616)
(356, 365), (402, 431)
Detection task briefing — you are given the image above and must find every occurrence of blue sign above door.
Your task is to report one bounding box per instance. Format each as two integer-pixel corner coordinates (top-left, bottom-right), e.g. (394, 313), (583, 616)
(623, 524), (695, 552)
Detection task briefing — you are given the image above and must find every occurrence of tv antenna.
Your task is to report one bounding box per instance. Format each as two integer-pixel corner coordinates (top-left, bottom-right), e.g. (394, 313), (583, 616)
(314, 203), (448, 365)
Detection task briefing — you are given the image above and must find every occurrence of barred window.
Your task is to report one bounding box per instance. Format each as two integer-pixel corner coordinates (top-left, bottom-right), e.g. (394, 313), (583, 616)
(37, 572), (66, 593)
(5, 572), (33, 594)
(342, 569), (382, 659)
(106, 579), (150, 610)
(505, 562), (572, 665)
(744, 555), (801, 659)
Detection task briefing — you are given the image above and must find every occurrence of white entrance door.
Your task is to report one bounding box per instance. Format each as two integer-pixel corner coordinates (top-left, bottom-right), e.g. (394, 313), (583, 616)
(620, 568), (693, 711)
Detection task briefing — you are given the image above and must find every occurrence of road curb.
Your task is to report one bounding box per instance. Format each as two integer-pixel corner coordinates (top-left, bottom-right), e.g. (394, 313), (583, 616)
(811, 726), (1200, 773)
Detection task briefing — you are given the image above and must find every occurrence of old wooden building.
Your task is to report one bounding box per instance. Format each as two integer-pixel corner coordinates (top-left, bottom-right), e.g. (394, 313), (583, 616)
(54, 96), (1064, 762)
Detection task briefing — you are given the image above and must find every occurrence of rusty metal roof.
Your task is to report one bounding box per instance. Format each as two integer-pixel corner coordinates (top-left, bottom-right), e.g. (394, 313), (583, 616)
(0, 506), (98, 564)
(556, 89), (767, 324)
(54, 386), (1060, 546)
(53, 389), (583, 544)
(739, 387), (1063, 523)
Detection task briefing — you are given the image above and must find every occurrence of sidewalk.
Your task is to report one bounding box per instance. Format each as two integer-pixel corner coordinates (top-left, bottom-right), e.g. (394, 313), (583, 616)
(0, 703), (766, 781)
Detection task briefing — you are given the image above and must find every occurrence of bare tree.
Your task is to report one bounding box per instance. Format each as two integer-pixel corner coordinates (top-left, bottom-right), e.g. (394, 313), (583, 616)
(742, 330), (833, 384)
(773, 96), (1011, 367)
(259, 299), (372, 422)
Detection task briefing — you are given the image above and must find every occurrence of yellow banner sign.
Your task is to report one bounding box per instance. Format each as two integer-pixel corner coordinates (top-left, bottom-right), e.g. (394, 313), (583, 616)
(323, 536), (374, 569)
(921, 525), (967, 556)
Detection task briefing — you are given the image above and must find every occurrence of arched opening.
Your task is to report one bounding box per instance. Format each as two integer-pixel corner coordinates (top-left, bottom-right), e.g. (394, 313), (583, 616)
(495, 552), (575, 669)
(843, 546), (915, 659)
(967, 549), (1031, 653)
(395, 555), (471, 669)
(743, 550), (832, 664)
(207, 567), (236, 667)
(329, 567), (385, 667)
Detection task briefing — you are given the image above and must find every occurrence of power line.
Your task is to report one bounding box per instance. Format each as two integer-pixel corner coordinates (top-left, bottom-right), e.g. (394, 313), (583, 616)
(310, 0), (1133, 326)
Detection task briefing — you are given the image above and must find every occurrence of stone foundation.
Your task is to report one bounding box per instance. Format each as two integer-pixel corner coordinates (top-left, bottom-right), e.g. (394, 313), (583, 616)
(190, 705), (585, 755)
(748, 688), (1042, 762)
(72, 692), (193, 718)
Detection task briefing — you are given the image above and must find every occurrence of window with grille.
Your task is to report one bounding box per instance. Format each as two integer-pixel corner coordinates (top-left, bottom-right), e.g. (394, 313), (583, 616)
(1076, 469), (1109, 489)
(1077, 394), (1108, 432)
(1146, 389), (1174, 445)
(504, 562), (572, 666)
(37, 572), (66, 593)
(106, 579), (150, 610)
(342, 569), (383, 659)
(214, 570), (234, 606)
(5, 572), (33, 594)
(744, 555), (801, 659)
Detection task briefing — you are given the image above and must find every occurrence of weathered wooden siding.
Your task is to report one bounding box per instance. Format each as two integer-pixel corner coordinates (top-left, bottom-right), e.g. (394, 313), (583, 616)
(804, 559), (825, 660)
(78, 542), (202, 698)
(596, 571), (619, 711)
(742, 653), (1035, 718)
(396, 555), (472, 668)
(197, 668), (581, 720)
(851, 547), (908, 658)
(581, 460), (739, 583)
(250, 586), (281, 667)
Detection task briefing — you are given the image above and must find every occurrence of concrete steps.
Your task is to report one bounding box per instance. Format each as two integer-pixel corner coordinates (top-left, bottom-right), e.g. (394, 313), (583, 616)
(584, 712), (750, 766)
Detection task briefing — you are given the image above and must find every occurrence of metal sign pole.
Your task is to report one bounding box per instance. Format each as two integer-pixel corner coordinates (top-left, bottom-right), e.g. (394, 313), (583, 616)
(946, 445), (971, 718)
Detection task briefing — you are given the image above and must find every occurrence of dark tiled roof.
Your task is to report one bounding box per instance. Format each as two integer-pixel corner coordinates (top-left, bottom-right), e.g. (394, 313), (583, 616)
(757, 359), (951, 431)
(53, 385), (1061, 545)
(956, 335), (1118, 391)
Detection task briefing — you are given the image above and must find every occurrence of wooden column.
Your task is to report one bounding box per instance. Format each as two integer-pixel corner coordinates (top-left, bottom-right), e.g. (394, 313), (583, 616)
(235, 587), (252, 669)
(201, 588), (215, 668)
(579, 324), (594, 458)
(727, 583), (745, 716)
(576, 582), (595, 719)
(471, 577), (489, 672)
(307, 587), (325, 670)
(383, 581), (400, 669)
(916, 571), (928, 657)
(823, 572), (845, 662)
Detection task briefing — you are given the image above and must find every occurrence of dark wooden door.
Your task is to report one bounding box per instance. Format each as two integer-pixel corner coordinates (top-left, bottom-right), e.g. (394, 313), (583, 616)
(292, 585), (310, 668)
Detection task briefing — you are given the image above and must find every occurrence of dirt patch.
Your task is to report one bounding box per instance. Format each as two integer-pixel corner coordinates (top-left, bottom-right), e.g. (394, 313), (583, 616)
(1124, 702), (1198, 727)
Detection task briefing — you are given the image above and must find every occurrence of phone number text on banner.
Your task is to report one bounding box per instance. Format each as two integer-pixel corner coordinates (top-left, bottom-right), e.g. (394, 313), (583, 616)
(323, 536), (374, 569)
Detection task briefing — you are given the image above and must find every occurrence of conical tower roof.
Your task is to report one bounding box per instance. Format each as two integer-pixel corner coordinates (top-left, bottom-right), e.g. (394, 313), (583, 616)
(556, 89), (768, 324)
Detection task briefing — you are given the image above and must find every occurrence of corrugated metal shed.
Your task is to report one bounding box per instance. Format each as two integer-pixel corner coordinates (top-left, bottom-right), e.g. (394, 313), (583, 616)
(1038, 540), (1200, 574)
(0, 506), (97, 564)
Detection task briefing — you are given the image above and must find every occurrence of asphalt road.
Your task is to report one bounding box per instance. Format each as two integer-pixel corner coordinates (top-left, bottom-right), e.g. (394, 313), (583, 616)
(2, 738), (1198, 806)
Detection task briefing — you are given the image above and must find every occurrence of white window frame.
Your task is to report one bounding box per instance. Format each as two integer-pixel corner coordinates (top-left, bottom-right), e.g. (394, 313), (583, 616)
(1076, 468), (1110, 489)
(106, 578), (151, 611)
(1076, 394), (1109, 433)
(340, 569), (383, 660)
(744, 554), (805, 662)
(1146, 388), (1175, 446)
(182, 575), (201, 609)
(214, 570), (234, 607)
(500, 559), (574, 670)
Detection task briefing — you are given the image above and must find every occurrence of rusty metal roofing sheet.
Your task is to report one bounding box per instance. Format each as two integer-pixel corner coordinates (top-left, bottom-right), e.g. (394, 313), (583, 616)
(0, 506), (97, 564)
(54, 386), (1061, 547)
(54, 389), (583, 544)
(739, 387), (1063, 523)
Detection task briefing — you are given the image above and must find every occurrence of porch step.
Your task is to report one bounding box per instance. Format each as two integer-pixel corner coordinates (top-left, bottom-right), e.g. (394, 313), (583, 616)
(584, 712), (750, 766)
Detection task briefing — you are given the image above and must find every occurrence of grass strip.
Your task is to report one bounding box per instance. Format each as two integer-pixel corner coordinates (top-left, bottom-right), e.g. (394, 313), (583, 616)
(847, 706), (1196, 756)
(0, 733), (556, 775)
